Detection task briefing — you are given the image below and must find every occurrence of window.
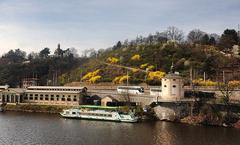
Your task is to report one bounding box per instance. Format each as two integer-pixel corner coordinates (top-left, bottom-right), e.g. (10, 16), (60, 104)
(62, 98), (65, 101)
(30, 94), (33, 97)
(164, 85), (167, 87)
(45, 97), (49, 100)
(34, 97), (38, 100)
(173, 85), (176, 88)
(40, 97), (43, 100)
(35, 94), (38, 97)
(50, 97), (54, 101)
(29, 97), (33, 100)
(173, 79), (176, 81)
(67, 98), (71, 101)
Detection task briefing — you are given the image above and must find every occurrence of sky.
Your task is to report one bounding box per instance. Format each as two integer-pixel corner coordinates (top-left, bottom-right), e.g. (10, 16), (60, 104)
(0, 0), (239, 55)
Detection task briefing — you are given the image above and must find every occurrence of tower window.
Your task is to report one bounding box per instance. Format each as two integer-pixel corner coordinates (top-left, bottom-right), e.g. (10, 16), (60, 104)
(173, 85), (176, 88)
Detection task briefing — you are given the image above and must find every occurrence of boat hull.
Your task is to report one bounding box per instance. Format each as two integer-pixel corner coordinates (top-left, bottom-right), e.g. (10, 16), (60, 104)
(60, 108), (138, 123)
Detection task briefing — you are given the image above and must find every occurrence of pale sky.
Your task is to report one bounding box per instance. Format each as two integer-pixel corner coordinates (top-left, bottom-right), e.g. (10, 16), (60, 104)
(0, 0), (239, 55)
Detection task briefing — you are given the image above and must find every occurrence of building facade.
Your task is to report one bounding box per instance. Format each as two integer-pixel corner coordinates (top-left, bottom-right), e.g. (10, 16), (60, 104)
(0, 86), (87, 106)
(161, 73), (184, 100)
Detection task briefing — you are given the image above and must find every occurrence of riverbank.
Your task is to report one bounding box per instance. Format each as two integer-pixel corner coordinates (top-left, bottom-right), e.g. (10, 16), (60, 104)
(3, 104), (71, 113)
(180, 114), (240, 129)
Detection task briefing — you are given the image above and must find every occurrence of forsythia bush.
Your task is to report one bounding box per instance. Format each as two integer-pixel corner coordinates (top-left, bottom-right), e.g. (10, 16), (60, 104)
(140, 63), (149, 69)
(107, 57), (119, 64)
(147, 65), (155, 71)
(89, 75), (102, 84)
(113, 75), (130, 84)
(192, 78), (217, 86)
(81, 69), (102, 83)
(131, 68), (139, 73)
(131, 54), (141, 61)
(147, 71), (166, 81)
(229, 80), (240, 87)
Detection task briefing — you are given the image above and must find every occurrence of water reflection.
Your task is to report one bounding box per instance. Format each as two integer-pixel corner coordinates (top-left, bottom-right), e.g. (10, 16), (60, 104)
(0, 112), (240, 145)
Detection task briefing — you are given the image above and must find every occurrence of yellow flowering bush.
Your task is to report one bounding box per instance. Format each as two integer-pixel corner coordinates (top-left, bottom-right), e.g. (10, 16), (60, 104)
(113, 75), (130, 84)
(131, 68), (139, 73)
(147, 71), (165, 81)
(131, 54), (141, 61)
(192, 78), (217, 86)
(140, 63), (149, 69)
(119, 75), (129, 83)
(147, 65), (155, 71)
(81, 69), (101, 83)
(107, 57), (119, 64)
(89, 75), (102, 84)
(229, 80), (240, 87)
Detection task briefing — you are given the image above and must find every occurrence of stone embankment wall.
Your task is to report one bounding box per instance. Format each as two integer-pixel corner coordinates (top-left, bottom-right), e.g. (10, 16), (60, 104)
(153, 102), (192, 121)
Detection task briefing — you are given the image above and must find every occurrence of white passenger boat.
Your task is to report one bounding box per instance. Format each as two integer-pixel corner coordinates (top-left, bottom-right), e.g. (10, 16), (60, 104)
(60, 105), (139, 123)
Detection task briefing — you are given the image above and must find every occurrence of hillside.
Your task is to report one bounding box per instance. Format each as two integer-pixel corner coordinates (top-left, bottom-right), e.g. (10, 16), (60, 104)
(60, 31), (240, 86)
(0, 27), (239, 87)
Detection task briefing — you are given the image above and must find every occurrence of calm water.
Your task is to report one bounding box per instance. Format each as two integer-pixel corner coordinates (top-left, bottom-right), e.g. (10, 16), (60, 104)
(0, 112), (239, 145)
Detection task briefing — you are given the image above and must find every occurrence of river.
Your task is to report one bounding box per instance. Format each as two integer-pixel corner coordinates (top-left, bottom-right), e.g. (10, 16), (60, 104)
(0, 112), (239, 145)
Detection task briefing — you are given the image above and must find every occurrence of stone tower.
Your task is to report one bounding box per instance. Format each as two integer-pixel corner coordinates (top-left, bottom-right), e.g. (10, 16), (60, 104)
(161, 64), (184, 100)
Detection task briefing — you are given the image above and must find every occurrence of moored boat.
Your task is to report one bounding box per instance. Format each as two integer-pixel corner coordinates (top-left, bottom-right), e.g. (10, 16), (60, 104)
(60, 105), (139, 123)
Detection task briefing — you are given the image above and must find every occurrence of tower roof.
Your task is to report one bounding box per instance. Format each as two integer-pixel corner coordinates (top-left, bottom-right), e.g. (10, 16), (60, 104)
(164, 73), (182, 79)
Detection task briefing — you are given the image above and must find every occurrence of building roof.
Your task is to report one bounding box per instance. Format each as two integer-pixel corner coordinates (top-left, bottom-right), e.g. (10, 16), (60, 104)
(25, 90), (81, 94)
(0, 85), (9, 90)
(27, 86), (87, 90)
(1, 88), (26, 94)
(163, 73), (182, 79)
(101, 96), (118, 101)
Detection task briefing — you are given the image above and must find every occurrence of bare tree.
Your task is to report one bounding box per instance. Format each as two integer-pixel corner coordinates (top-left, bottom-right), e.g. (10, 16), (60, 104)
(163, 26), (184, 42)
(217, 81), (234, 106)
(82, 48), (96, 58)
(69, 47), (79, 58)
(187, 29), (205, 44)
